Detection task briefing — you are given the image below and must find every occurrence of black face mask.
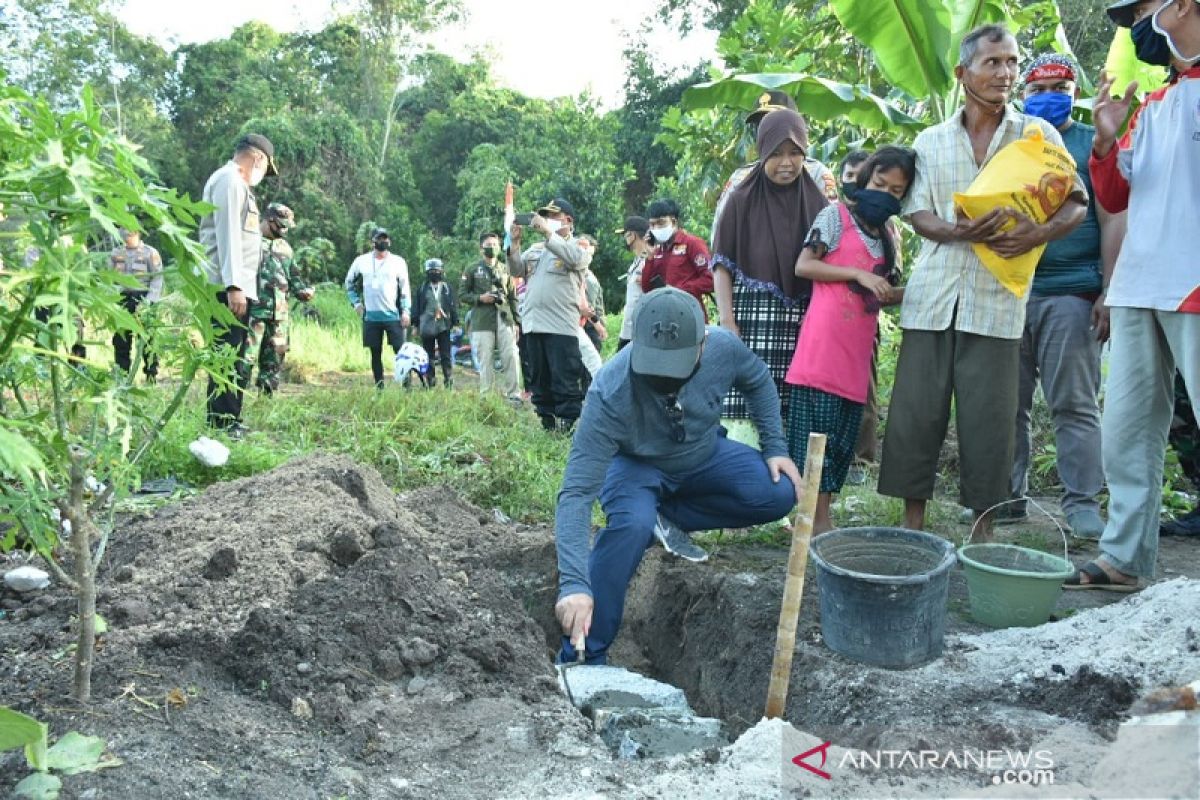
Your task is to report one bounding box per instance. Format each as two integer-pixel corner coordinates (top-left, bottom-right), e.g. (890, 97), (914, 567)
(374, 240), (389, 252)
(428, 271), (444, 283)
(643, 374), (688, 395)
(853, 190), (902, 228)
(1132, 15), (1173, 67)
(482, 246), (497, 259)
(841, 182), (859, 200)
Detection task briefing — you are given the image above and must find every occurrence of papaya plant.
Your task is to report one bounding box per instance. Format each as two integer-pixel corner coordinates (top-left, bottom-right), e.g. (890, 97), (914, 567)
(0, 74), (229, 702)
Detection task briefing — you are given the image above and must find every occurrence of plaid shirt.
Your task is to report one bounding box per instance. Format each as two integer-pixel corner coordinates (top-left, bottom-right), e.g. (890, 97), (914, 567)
(900, 105), (1083, 340)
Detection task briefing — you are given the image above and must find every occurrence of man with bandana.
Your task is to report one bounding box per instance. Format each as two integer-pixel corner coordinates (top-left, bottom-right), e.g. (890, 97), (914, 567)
(1066, 1), (1200, 589)
(551, 287), (803, 665)
(988, 54), (1124, 539)
(877, 25), (1087, 541)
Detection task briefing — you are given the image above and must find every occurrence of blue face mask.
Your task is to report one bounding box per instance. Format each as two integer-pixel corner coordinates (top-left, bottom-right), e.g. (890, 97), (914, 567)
(1023, 91), (1073, 128)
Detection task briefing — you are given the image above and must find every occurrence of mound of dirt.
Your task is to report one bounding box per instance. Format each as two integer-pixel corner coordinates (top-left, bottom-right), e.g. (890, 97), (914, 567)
(1, 454), (606, 799)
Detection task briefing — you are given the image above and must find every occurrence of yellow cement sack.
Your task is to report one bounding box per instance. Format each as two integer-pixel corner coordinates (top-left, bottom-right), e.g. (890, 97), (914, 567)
(952, 125), (1076, 297)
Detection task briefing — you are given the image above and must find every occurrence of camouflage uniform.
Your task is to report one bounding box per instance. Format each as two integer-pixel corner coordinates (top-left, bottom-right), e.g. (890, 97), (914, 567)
(241, 205), (311, 394)
(1170, 372), (1200, 491)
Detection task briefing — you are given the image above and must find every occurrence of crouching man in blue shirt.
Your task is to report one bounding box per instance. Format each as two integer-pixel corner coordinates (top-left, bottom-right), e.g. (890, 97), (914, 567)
(554, 287), (803, 664)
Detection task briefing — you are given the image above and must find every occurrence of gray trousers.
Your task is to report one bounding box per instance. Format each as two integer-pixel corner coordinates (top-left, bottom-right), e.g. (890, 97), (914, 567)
(1012, 295), (1103, 515)
(1100, 307), (1200, 577)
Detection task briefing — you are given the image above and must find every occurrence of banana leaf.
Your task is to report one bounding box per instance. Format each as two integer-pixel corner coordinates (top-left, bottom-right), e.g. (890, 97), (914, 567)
(829, 0), (955, 99)
(682, 73), (923, 134)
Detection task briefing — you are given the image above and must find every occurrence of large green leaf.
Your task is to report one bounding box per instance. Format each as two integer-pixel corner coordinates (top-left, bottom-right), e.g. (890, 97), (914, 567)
(829, 0), (954, 99)
(682, 74), (923, 134)
(0, 706), (48, 772)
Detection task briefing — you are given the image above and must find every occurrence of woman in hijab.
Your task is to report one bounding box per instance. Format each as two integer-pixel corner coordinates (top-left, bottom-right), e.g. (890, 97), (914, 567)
(712, 108), (829, 420)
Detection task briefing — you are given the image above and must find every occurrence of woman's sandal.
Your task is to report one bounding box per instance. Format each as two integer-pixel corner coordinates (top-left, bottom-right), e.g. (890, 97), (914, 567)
(1063, 561), (1140, 593)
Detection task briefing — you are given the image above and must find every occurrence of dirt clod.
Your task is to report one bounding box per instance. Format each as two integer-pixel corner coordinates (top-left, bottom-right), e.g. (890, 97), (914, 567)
(202, 546), (238, 580)
(329, 531), (365, 566)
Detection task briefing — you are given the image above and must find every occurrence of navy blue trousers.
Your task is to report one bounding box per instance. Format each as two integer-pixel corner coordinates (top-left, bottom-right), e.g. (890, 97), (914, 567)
(558, 434), (795, 664)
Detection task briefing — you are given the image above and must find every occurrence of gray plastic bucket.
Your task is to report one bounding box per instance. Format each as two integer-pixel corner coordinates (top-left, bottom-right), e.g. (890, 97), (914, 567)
(810, 527), (956, 669)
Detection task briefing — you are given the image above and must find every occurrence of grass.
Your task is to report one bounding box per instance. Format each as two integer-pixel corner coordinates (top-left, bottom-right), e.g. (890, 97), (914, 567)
(136, 380), (571, 524)
(120, 289), (1194, 546)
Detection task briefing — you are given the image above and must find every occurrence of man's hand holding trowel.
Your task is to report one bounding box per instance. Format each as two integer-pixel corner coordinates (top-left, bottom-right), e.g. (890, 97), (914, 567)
(555, 593), (592, 661)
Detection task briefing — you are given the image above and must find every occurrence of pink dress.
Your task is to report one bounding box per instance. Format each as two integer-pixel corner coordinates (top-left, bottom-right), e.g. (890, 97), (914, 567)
(784, 203), (884, 404)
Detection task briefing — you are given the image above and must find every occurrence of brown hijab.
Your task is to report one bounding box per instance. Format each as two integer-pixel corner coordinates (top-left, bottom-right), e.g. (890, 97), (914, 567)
(712, 108), (828, 304)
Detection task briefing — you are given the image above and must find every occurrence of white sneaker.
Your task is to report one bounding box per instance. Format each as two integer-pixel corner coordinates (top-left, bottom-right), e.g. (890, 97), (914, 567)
(653, 514), (709, 562)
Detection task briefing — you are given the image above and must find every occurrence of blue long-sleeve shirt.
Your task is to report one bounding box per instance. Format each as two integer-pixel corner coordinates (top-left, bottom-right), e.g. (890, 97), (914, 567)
(554, 326), (786, 599)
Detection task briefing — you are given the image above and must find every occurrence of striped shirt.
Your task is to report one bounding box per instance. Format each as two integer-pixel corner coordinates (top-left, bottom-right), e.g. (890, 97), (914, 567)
(900, 105), (1082, 340)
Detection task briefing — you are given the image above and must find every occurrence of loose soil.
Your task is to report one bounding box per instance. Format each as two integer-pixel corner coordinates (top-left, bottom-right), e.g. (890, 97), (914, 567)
(2, 454), (1197, 798)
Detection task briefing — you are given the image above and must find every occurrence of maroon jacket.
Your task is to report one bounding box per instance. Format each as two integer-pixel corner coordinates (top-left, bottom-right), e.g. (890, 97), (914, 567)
(641, 228), (714, 315)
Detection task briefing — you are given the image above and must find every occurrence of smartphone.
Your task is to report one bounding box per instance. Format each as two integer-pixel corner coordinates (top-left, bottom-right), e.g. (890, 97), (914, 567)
(514, 212), (534, 226)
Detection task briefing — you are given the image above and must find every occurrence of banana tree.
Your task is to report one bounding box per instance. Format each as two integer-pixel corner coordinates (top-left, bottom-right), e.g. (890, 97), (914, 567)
(682, 0), (1080, 131)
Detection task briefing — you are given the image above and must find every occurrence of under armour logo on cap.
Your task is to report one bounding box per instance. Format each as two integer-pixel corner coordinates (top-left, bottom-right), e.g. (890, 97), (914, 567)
(651, 321), (680, 341)
(630, 287), (705, 379)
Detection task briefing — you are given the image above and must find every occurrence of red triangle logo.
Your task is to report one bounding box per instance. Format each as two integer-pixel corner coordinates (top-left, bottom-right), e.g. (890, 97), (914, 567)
(792, 740), (833, 780)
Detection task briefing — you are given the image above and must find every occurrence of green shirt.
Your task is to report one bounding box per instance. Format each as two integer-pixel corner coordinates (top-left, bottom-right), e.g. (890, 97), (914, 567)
(459, 259), (519, 332)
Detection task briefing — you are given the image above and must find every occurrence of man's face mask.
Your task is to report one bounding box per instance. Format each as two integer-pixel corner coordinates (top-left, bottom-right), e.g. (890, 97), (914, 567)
(482, 245), (498, 259)
(642, 374), (687, 395)
(428, 270), (444, 282)
(649, 224), (676, 244)
(374, 239), (389, 252)
(249, 161), (267, 187)
(1133, 6), (1174, 66)
(1023, 90), (1073, 127)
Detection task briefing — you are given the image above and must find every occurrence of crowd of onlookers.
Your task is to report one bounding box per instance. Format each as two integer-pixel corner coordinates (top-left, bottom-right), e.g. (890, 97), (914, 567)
(550, 7), (1200, 663)
(135, 6), (1198, 625)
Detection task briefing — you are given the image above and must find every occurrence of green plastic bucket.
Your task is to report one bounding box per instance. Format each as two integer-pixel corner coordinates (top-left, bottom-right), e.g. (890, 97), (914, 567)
(958, 499), (1075, 628)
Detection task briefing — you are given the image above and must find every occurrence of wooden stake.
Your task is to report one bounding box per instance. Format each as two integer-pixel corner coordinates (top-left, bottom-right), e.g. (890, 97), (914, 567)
(764, 432), (826, 720)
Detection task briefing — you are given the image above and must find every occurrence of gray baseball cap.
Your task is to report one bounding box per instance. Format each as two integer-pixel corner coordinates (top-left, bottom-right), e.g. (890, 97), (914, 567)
(630, 287), (706, 379)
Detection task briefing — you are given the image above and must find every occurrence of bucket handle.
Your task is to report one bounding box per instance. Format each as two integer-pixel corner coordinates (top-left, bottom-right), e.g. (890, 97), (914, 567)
(962, 496), (1070, 564)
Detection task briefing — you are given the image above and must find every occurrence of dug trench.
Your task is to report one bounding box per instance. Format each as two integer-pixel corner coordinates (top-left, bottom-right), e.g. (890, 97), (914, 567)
(2, 453), (1197, 798)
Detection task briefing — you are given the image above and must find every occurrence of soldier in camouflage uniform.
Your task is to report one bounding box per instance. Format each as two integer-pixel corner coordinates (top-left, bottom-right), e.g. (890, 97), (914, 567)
(241, 203), (313, 395)
(1164, 372), (1200, 536)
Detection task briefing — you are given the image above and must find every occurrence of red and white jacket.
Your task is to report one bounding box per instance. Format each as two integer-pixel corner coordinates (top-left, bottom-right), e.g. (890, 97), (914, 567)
(1090, 65), (1200, 313)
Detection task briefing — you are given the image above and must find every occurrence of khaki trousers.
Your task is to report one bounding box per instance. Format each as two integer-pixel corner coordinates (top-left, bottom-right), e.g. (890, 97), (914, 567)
(473, 324), (521, 398)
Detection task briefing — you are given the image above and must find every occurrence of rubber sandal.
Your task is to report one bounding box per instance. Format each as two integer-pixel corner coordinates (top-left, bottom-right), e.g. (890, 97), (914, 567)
(1063, 561), (1139, 593)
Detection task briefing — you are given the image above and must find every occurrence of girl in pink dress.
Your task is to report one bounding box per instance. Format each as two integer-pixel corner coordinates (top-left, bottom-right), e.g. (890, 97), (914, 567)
(785, 147), (916, 532)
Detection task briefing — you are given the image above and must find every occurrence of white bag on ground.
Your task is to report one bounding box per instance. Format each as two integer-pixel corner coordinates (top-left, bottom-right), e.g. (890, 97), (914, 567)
(188, 436), (230, 467)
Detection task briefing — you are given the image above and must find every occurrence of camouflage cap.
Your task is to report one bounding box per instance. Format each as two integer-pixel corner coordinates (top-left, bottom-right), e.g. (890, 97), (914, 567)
(265, 202), (295, 229)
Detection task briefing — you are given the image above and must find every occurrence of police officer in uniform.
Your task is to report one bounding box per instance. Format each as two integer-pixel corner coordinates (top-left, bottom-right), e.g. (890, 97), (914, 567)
(109, 227), (164, 380)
